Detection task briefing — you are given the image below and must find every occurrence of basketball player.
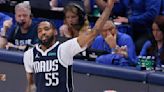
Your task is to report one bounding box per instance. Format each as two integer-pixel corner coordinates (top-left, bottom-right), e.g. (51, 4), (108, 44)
(23, 0), (115, 92)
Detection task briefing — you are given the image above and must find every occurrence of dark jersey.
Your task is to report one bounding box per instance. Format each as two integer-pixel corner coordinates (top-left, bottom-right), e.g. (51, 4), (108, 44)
(33, 43), (69, 92)
(24, 38), (86, 92)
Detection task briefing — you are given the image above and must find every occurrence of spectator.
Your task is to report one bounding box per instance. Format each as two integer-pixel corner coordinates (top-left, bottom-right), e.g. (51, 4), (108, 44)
(59, 3), (86, 38)
(30, 0), (50, 10)
(91, 20), (137, 66)
(50, 0), (67, 7)
(160, 0), (164, 15)
(50, 0), (94, 14)
(50, 0), (58, 9)
(96, 0), (127, 18)
(0, 2), (39, 51)
(59, 3), (92, 92)
(0, 12), (12, 29)
(156, 0), (164, 26)
(95, 0), (133, 36)
(58, 3), (92, 92)
(113, 0), (161, 55)
(23, 0), (115, 92)
(83, 0), (95, 15)
(0, 0), (7, 4)
(140, 16), (164, 66)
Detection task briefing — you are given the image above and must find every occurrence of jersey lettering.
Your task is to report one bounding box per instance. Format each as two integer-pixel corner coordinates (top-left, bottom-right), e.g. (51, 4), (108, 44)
(33, 59), (59, 86)
(33, 59), (58, 73)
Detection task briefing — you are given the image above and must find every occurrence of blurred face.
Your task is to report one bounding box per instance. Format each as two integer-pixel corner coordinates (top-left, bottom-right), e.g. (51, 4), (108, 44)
(15, 8), (31, 29)
(152, 23), (163, 41)
(37, 21), (57, 46)
(50, 0), (57, 7)
(101, 21), (117, 38)
(65, 11), (79, 26)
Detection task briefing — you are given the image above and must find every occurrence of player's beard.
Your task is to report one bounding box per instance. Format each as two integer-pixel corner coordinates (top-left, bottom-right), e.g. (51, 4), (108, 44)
(39, 35), (55, 47)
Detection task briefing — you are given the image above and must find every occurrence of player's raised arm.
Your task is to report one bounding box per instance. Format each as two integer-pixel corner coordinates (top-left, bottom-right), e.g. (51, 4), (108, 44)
(77, 0), (115, 48)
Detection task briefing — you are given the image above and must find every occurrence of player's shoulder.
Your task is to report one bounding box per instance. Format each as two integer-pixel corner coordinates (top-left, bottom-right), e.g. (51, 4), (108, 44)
(24, 47), (34, 56)
(60, 38), (77, 45)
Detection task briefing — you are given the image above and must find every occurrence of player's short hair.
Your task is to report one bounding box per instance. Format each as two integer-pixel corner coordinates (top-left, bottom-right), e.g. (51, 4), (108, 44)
(37, 18), (57, 30)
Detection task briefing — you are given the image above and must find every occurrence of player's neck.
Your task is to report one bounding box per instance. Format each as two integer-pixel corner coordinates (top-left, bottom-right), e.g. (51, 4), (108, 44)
(41, 39), (56, 51)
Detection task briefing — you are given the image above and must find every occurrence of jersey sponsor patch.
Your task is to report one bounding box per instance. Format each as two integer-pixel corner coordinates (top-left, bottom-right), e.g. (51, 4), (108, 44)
(48, 52), (56, 56)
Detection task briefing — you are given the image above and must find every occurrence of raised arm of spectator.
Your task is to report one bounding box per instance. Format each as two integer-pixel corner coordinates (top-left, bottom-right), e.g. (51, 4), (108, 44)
(0, 19), (12, 48)
(77, 0), (115, 48)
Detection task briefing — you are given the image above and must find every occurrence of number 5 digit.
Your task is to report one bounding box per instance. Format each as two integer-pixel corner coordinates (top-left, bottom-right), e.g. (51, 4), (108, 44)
(45, 73), (59, 86)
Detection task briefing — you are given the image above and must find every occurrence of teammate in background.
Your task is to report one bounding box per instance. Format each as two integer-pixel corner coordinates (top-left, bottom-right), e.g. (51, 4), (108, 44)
(0, 2), (38, 51)
(23, 0), (115, 92)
